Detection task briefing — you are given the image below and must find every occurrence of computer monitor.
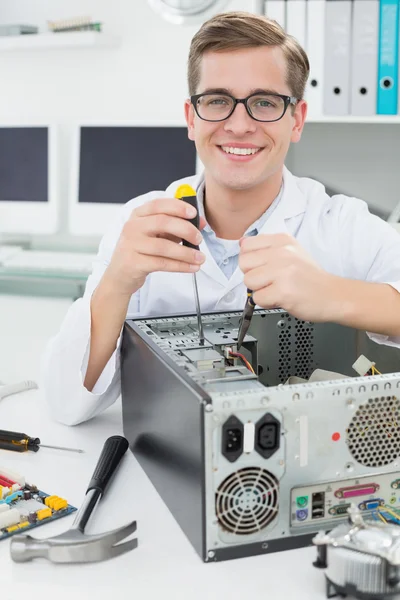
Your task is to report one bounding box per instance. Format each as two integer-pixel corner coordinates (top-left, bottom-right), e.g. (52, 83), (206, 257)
(68, 124), (200, 237)
(0, 124), (58, 235)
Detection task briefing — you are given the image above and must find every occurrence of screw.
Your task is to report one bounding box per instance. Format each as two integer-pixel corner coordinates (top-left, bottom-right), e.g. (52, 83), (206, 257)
(205, 404), (213, 413)
(277, 320), (286, 328)
(208, 550), (215, 559)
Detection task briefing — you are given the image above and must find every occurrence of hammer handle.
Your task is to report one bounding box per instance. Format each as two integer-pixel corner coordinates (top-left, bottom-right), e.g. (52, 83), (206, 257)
(87, 435), (129, 496)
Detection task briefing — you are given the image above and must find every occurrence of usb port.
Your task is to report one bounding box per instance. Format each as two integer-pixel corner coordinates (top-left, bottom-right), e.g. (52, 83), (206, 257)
(312, 491), (325, 519)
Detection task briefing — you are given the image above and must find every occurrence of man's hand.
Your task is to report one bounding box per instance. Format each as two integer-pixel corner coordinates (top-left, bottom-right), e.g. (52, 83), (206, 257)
(105, 198), (207, 297)
(239, 233), (338, 322)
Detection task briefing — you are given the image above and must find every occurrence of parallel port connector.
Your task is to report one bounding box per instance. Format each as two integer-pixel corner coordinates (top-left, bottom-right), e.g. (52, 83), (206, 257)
(334, 483), (379, 499)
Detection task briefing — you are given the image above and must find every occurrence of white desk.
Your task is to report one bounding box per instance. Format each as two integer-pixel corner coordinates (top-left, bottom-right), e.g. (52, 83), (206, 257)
(0, 294), (329, 600)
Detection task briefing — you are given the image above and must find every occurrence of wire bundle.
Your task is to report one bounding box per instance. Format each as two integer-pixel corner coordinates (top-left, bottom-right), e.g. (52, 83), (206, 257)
(372, 505), (400, 524)
(228, 350), (255, 374)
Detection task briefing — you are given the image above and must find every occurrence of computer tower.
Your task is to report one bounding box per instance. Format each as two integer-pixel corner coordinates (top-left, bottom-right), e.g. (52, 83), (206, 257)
(121, 309), (400, 562)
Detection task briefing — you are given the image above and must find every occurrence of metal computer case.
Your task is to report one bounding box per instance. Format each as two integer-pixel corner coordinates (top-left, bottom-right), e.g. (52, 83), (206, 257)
(121, 309), (400, 562)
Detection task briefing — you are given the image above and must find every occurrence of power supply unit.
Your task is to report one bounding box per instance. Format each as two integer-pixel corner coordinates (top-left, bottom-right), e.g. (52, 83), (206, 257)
(120, 309), (400, 562)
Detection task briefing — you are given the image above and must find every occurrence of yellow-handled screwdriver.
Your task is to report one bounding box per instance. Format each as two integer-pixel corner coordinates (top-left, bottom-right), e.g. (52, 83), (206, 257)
(174, 184), (205, 345)
(0, 429), (84, 454)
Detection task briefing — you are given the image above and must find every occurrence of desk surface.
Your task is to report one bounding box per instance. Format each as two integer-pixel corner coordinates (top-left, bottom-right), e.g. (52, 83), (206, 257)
(0, 294), (329, 600)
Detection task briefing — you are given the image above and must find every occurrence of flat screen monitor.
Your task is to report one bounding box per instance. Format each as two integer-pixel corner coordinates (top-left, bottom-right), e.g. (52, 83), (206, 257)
(0, 125), (58, 235)
(68, 125), (200, 237)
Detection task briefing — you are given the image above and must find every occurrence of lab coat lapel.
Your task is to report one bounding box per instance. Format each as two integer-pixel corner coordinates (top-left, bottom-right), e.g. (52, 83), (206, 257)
(198, 238), (230, 287)
(224, 167), (308, 293)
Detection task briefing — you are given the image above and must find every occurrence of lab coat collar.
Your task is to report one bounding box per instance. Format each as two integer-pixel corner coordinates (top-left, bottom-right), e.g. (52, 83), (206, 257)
(192, 166), (307, 291)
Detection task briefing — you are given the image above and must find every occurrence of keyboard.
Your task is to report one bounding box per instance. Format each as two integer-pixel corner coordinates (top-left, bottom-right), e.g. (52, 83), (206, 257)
(2, 249), (97, 275)
(0, 245), (23, 266)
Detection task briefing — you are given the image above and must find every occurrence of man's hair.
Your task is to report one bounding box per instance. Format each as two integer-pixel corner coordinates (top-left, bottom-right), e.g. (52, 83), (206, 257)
(188, 11), (310, 101)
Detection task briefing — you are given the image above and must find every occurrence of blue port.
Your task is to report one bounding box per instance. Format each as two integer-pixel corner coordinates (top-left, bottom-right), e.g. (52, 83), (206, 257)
(365, 501), (380, 510)
(296, 509), (308, 521)
(359, 498), (383, 511)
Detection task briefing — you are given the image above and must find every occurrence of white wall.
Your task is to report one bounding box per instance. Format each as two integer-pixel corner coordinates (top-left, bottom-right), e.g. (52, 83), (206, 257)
(0, 0), (398, 249)
(0, 0), (261, 248)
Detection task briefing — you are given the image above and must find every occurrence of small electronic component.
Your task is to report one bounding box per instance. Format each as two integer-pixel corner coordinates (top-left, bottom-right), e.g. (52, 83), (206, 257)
(0, 467), (76, 541)
(47, 17), (102, 33)
(352, 354), (381, 376)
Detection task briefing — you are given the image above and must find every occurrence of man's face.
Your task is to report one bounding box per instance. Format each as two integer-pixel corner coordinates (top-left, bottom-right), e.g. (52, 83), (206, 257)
(185, 46), (307, 191)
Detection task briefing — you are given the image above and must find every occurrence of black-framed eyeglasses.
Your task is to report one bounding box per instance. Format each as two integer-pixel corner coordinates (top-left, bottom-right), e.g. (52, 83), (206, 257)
(190, 92), (298, 123)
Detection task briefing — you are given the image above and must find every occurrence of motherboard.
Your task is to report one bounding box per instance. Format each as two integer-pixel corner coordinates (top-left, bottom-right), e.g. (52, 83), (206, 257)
(0, 466), (76, 540)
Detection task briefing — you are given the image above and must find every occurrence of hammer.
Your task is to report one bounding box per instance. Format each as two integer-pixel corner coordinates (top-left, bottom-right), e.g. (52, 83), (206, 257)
(10, 435), (138, 563)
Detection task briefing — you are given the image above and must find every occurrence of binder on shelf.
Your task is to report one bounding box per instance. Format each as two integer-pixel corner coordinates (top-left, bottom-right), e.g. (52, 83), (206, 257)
(286, 0), (307, 48)
(305, 0), (325, 117)
(264, 0), (286, 29)
(377, 0), (399, 115)
(323, 0), (353, 116)
(350, 0), (379, 116)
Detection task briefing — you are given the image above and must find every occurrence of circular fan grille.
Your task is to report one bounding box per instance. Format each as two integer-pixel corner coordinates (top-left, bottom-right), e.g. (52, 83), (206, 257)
(215, 467), (279, 535)
(346, 396), (400, 467)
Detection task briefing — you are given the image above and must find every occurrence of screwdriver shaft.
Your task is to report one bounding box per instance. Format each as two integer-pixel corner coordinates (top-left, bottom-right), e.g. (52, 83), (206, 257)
(192, 272), (205, 345)
(39, 444), (84, 454)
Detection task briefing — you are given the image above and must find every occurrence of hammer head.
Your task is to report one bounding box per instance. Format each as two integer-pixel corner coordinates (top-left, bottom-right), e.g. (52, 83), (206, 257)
(10, 520), (138, 563)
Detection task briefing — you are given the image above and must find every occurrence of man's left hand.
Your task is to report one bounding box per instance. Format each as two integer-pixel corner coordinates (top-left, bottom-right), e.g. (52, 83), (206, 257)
(239, 233), (339, 322)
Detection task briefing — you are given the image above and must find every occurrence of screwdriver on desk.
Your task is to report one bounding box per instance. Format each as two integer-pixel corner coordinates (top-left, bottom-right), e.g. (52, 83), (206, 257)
(174, 184), (205, 345)
(0, 429), (84, 454)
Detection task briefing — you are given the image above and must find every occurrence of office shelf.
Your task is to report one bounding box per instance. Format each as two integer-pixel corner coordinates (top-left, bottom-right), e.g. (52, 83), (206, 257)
(0, 31), (120, 51)
(306, 115), (400, 124)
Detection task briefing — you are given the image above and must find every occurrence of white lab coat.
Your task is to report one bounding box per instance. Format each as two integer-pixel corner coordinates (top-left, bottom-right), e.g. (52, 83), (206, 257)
(41, 167), (400, 425)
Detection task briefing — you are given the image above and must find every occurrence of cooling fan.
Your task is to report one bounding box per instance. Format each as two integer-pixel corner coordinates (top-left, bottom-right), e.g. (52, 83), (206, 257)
(313, 505), (400, 599)
(215, 467), (279, 535)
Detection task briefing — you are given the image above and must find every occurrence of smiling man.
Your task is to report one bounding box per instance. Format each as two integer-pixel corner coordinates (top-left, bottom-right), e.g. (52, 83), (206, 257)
(42, 11), (400, 425)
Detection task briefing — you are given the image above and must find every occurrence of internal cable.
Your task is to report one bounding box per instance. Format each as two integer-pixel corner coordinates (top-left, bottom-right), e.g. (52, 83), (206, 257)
(228, 350), (255, 374)
(376, 511), (387, 524)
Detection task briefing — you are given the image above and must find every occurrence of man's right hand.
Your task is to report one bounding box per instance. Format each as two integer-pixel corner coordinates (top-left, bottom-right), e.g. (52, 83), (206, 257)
(104, 198), (207, 297)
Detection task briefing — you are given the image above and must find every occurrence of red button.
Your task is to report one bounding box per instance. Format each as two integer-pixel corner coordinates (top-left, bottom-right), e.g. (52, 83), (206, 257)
(332, 432), (340, 442)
